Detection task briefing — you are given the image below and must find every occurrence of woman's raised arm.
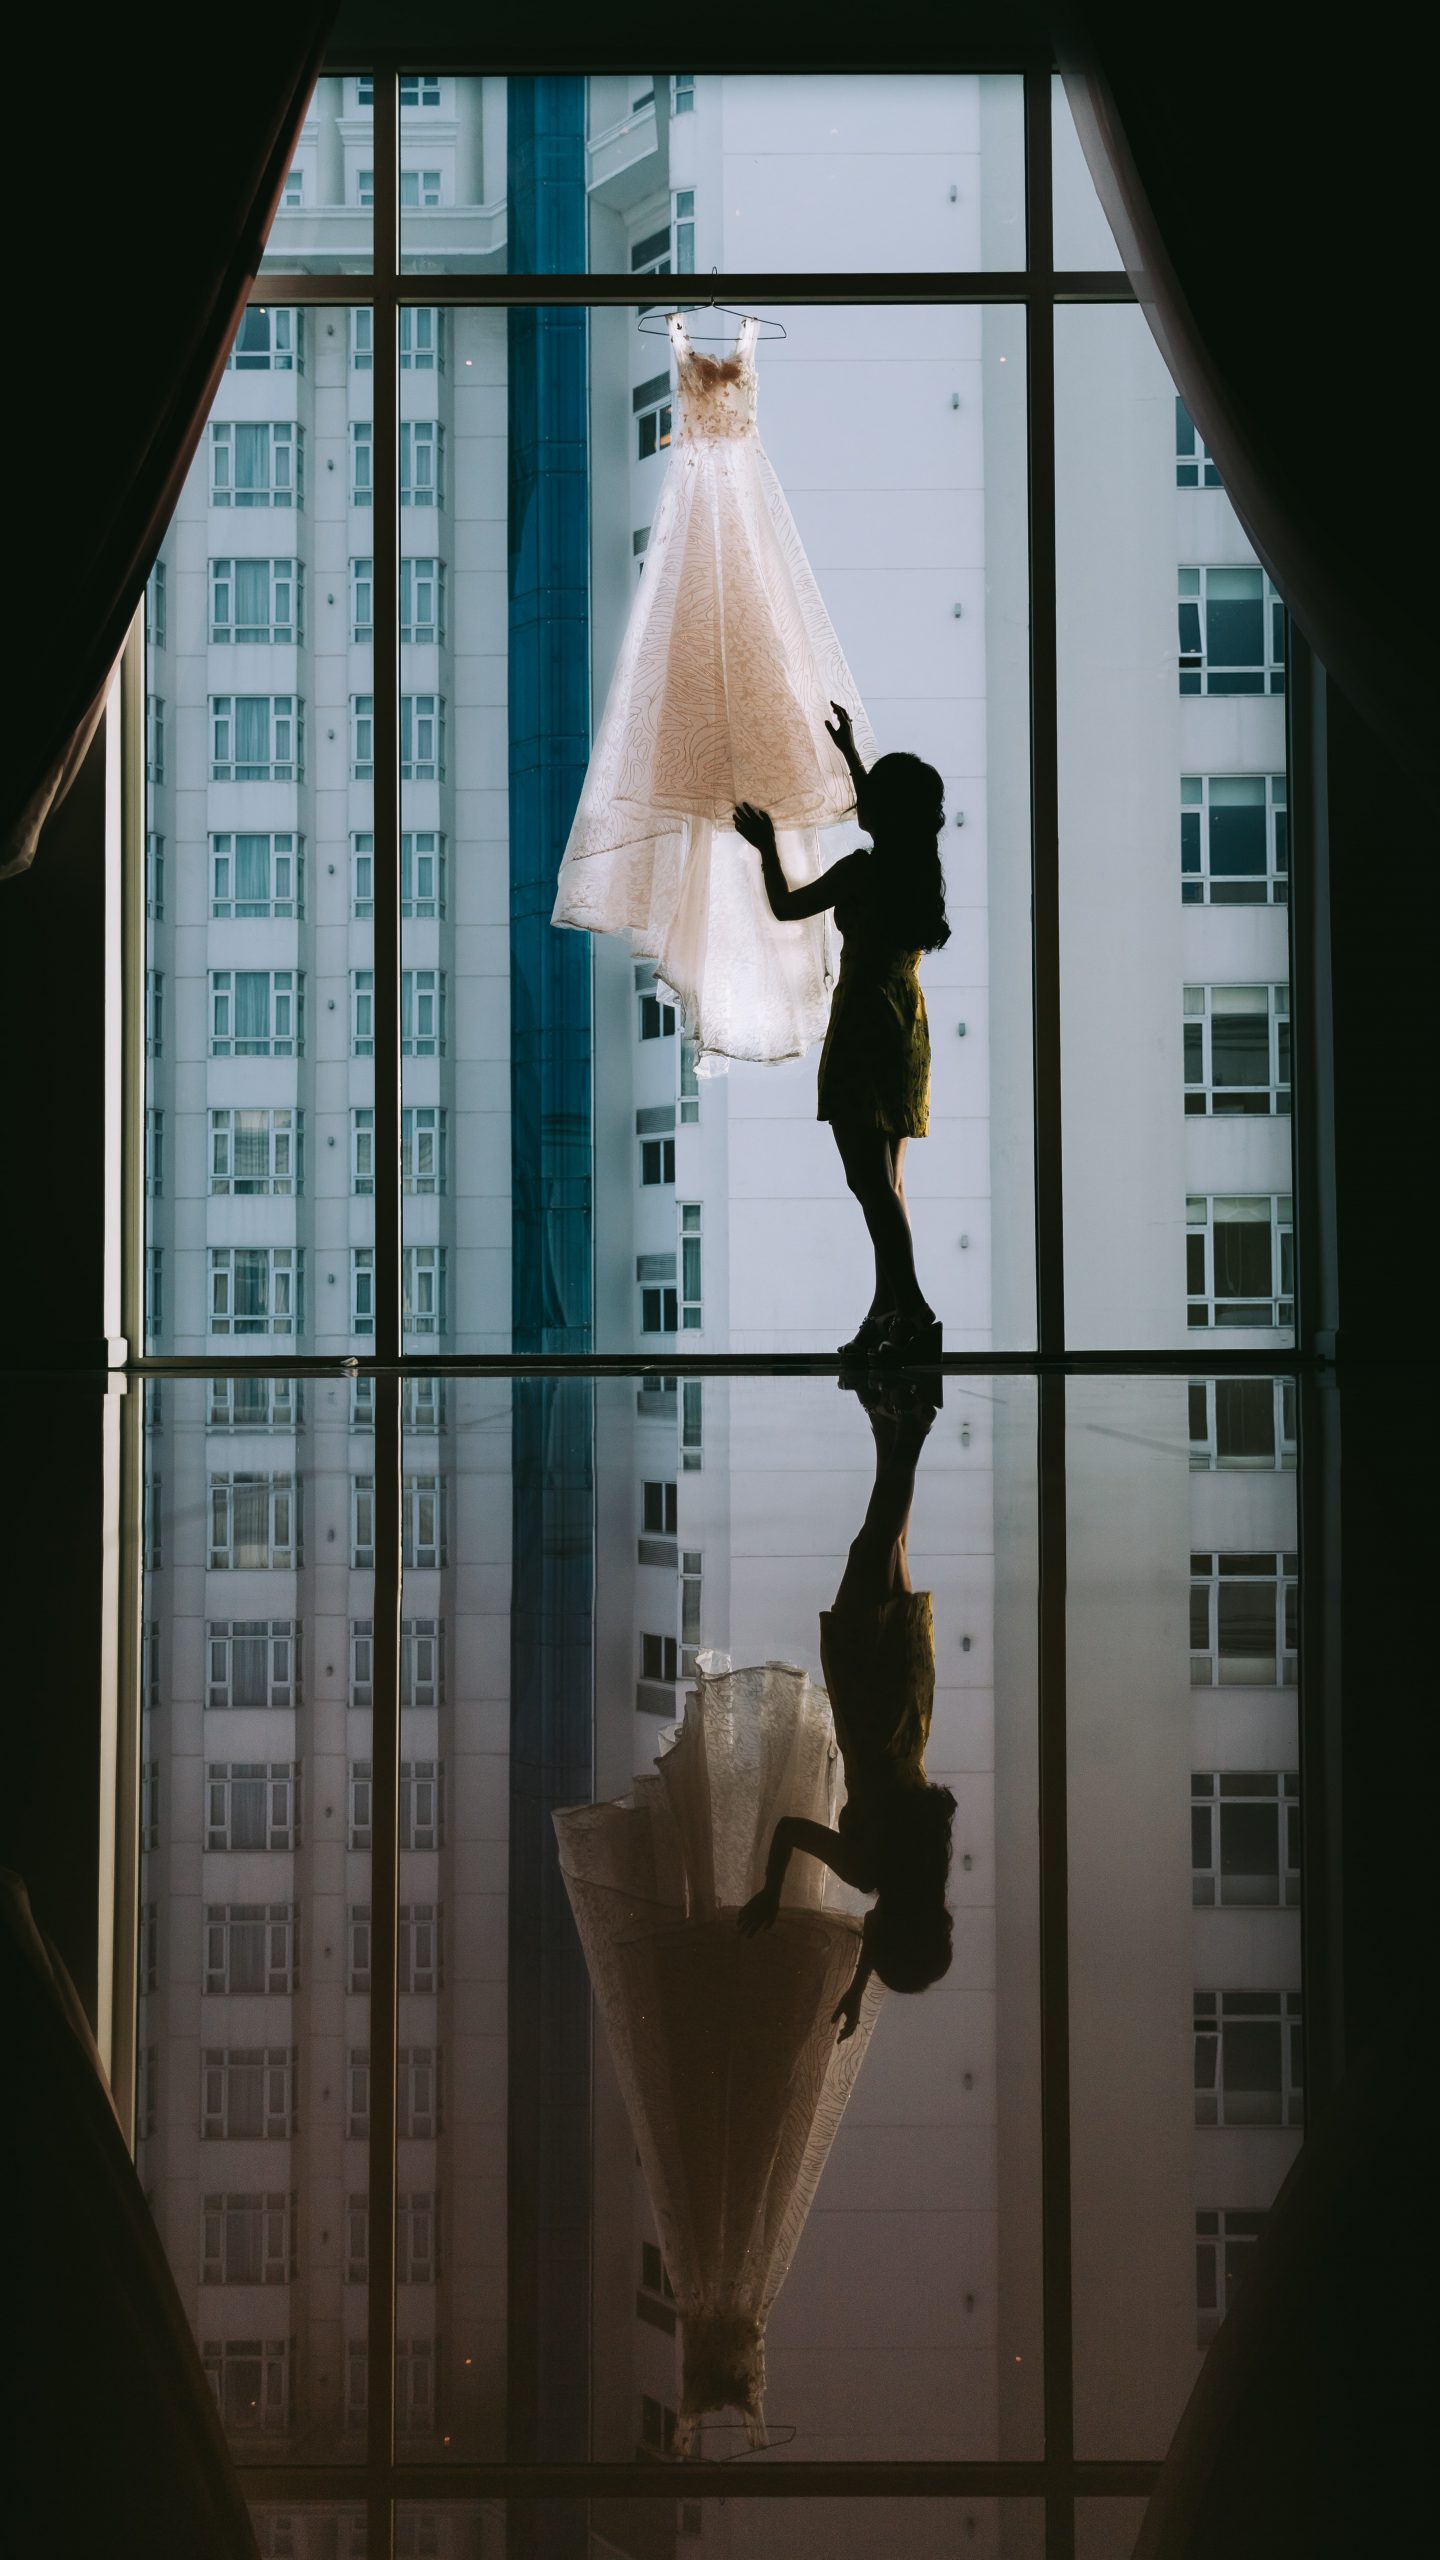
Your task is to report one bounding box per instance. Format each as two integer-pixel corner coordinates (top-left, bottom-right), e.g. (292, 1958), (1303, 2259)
(734, 802), (866, 921)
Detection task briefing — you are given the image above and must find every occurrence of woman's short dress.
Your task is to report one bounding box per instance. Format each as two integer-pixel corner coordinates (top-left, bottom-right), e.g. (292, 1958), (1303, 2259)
(815, 875), (932, 1137)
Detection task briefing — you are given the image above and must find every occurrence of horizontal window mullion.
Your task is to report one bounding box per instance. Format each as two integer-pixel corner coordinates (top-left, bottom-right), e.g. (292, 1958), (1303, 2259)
(250, 270), (1138, 308)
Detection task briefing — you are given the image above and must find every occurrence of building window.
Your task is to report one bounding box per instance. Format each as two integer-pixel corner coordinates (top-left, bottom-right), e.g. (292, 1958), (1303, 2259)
(350, 307), (373, 370)
(209, 696), (302, 781)
(674, 188), (696, 269)
(351, 694), (374, 779)
(680, 1038), (700, 1122)
(352, 421), (373, 504)
(402, 968), (445, 1054)
(403, 1245), (446, 1336)
(1175, 397), (1222, 488)
(209, 1474), (300, 1571)
(146, 559), (166, 649)
(207, 1376), (301, 1431)
(146, 692), (164, 781)
(141, 1760), (159, 1852)
(403, 1105), (447, 1192)
(351, 1619), (445, 1709)
(140, 1897), (158, 1992)
(680, 1203), (702, 1329)
(396, 2339), (437, 2437)
(281, 170), (304, 208)
(202, 2338), (291, 2435)
(203, 1904), (299, 1995)
(146, 1248), (163, 1340)
(210, 1248), (302, 1338)
(202, 2048), (296, 2140)
(640, 2395), (679, 2456)
(207, 1622), (299, 1711)
(1178, 565), (1285, 695)
(206, 1764), (301, 1853)
(146, 831), (164, 918)
(399, 1905), (443, 1994)
(350, 1762), (446, 1852)
(400, 421), (444, 507)
(348, 1905), (372, 1992)
(397, 2193), (440, 2284)
(682, 1378), (703, 1472)
(1186, 1195), (1294, 1329)
(1181, 775), (1288, 905)
(639, 1096), (676, 1185)
(210, 559), (303, 646)
(403, 832), (446, 915)
(637, 965), (676, 1038)
(145, 1109), (163, 1198)
(357, 169), (374, 208)
(671, 73), (695, 113)
(399, 169), (442, 209)
(1196, 2208), (1266, 2345)
(1190, 1551), (1298, 1687)
(358, 73), (442, 107)
(641, 1632), (679, 1683)
(632, 190), (694, 277)
(210, 831), (303, 917)
(352, 1248), (375, 1337)
(210, 421), (302, 508)
(201, 2193), (296, 2286)
(401, 695), (446, 780)
(1194, 1990), (1303, 2127)
(400, 557), (445, 642)
(347, 2049), (370, 2138)
(210, 970), (302, 1057)
(210, 1108), (302, 1197)
(352, 1110), (374, 1195)
(639, 1251), (678, 1334)
(400, 307), (444, 370)
(633, 370), (673, 461)
(352, 970), (374, 1054)
(1183, 985), (1290, 1115)
(404, 1475), (445, 1569)
(352, 1476), (375, 1567)
(643, 1480), (678, 1536)
(227, 307), (302, 372)
(1188, 1376), (1297, 1471)
(1192, 1773), (1301, 1907)
(146, 970), (163, 1058)
(351, 555), (373, 638)
(680, 1549), (703, 1671)
(352, 833), (374, 916)
(344, 2046), (443, 2142)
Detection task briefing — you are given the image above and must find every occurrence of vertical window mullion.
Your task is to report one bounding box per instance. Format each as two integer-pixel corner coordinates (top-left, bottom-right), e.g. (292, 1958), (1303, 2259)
(366, 77), (401, 2560)
(1025, 74), (1063, 1358)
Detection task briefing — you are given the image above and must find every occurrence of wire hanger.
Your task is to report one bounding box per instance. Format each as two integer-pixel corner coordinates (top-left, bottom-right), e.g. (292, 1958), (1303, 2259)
(637, 283), (786, 341)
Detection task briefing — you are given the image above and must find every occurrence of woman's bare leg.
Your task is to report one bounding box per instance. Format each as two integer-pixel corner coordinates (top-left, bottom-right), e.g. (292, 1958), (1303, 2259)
(835, 1125), (932, 1322)
(832, 1124), (896, 1323)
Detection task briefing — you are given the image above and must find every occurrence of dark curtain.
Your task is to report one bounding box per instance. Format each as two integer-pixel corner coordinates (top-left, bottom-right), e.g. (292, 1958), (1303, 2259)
(1051, 6), (1438, 810)
(1, 16), (336, 878)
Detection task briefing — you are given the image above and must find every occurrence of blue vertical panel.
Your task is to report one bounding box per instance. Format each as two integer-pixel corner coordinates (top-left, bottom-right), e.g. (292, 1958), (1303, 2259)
(505, 78), (594, 2518)
(508, 75), (592, 1354)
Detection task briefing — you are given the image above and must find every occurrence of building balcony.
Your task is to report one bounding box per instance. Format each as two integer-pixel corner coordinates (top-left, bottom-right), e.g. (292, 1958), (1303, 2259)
(587, 98), (664, 207)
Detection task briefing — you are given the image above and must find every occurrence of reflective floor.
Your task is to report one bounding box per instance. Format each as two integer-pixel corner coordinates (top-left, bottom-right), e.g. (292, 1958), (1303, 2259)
(99, 1363), (1330, 2556)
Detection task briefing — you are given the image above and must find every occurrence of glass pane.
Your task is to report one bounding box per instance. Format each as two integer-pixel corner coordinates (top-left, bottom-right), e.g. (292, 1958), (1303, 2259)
(261, 74), (373, 274)
(1052, 75), (1125, 270)
(143, 317), (371, 1351)
(406, 299), (1034, 1353)
(399, 2503), (1046, 2556)
(1056, 304), (1295, 1348)
(399, 73), (1026, 274)
(408, 1371), (1042, 2462)
(1068, 1378), (1303, 2458)
(138, 1380), (366, 2463)
(1075, 2503), (1149, 2559)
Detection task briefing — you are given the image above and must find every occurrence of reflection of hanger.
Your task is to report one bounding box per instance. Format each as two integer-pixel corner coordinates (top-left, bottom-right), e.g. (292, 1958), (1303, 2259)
(637, 293), (786, 341)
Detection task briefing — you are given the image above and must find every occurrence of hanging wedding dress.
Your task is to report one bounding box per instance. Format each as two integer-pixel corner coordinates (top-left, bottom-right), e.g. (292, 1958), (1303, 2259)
(553, 1655), (881, 2450)
(552, 314), (879, 1067)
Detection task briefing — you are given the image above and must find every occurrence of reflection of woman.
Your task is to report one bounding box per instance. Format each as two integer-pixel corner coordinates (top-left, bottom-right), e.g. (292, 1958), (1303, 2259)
(734, 704), (951, 1364)
(553, 1658), (880, 2453)
(739, 1376), (955, 2034)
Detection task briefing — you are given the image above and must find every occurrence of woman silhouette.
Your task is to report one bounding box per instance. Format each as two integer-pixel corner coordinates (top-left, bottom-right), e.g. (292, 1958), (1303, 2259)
(735, 704), (951, 1363)
(737, 1373), (956, 2035)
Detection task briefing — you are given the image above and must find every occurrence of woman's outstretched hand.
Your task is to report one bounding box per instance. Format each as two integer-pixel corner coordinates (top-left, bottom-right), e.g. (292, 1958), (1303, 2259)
(737, 1884), (782, 1936)
(831, 1981), (865, 2043)
(733, 801), (777, 853)
(824, 702), (856, 759)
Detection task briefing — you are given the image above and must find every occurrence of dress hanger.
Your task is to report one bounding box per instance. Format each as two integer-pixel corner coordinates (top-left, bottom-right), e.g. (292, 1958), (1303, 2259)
(637, 289), (786, 342)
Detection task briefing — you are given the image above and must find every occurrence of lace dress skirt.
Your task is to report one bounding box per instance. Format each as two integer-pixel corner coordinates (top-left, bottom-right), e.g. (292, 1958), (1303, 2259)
(816, 937), (932, 1137)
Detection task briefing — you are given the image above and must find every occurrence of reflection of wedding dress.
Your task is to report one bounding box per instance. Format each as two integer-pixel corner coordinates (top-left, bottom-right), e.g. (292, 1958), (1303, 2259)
(551, 314), (878, 1068)
(553, 1656), (880, 2450)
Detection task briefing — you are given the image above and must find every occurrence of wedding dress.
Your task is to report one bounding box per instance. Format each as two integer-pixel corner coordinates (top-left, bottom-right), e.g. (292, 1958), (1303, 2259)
(551, 314), (878, 1067)
(553, 1655), (881, 2450)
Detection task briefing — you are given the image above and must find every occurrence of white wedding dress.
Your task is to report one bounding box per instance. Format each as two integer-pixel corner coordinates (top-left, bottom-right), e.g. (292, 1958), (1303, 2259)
(552, 314), (878, 1067)
(553, 1655), (880, 2450)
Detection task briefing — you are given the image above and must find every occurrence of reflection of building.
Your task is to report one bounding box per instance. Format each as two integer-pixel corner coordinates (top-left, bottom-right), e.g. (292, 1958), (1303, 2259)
(133, 67), (1303, 2551)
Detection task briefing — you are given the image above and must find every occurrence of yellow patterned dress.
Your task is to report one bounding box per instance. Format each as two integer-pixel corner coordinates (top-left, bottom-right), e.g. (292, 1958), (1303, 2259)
(815, 865), (932, 1137)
